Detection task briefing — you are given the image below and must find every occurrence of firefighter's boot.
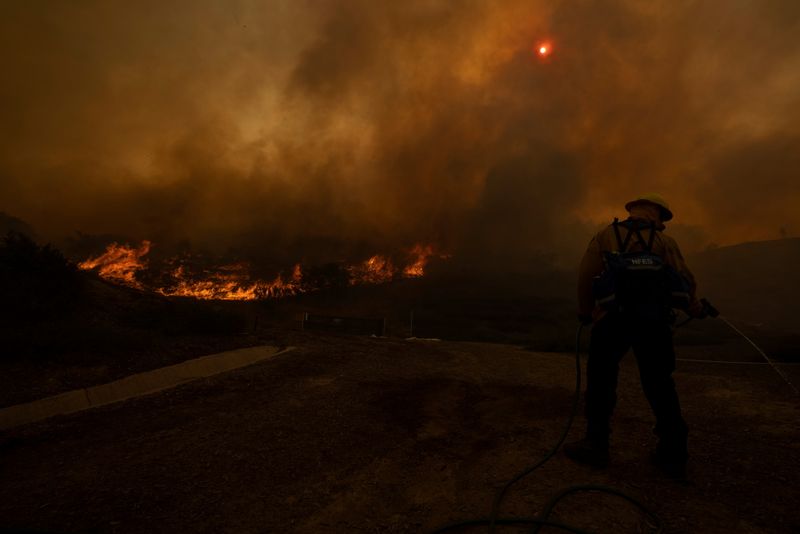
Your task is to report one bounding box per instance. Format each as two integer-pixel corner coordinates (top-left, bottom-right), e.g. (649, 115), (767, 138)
(563, 437), (610, 468)
(651, 440), (688, 480)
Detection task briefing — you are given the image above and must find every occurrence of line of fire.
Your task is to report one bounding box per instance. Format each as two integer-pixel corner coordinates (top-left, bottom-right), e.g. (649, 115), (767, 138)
(77, 241), (445, 301)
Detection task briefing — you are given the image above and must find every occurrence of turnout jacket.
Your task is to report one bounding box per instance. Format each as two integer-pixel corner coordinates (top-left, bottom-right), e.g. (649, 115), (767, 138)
(578, 215), (700, 320)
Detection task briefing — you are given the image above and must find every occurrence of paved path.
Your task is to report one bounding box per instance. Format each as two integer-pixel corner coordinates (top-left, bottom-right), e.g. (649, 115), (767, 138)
(0, 344), (292, 429)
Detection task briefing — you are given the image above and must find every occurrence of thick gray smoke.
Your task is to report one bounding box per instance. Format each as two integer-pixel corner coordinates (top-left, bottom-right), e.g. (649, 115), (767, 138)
(1, 0), (799, 269)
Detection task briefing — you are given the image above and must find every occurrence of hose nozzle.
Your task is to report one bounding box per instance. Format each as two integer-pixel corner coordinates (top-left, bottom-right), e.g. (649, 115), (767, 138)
(701, 298), (719, 318)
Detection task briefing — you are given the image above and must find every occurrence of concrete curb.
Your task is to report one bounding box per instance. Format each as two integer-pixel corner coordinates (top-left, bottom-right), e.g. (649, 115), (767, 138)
(0, 345), (294, 430)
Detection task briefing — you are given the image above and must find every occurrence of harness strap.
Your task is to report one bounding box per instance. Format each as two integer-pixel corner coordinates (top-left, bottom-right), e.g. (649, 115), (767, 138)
(618, 219), (657, 253)
(621, 223), (635, 252)
(632, 226), (648, 250)
(612, 218), (625, 252)
(646, 222), (656, 251)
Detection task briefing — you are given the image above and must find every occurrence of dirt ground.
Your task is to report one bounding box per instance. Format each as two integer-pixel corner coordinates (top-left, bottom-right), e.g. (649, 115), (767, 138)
(1, 331), (798, 533)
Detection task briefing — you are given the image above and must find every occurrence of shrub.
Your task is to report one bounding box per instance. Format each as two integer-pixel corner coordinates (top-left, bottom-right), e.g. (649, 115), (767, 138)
(0, 232), (84, 320)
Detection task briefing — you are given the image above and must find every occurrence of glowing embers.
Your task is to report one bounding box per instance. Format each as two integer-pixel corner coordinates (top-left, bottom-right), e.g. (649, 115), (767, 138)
(78, 241), (151, 289)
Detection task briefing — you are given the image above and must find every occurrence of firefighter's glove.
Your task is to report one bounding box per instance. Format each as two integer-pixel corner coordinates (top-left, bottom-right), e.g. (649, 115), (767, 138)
(578, 314), (593, 326)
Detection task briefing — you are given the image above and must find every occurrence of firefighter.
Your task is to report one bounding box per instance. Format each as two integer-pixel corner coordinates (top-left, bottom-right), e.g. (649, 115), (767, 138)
(564, 194), (706, 475)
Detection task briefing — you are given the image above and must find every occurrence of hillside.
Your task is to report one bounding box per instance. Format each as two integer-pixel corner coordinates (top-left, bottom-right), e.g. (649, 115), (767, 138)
(690, 238), (800, 334)
(3, 235), (798, 408)
(0, 233), (268, 407)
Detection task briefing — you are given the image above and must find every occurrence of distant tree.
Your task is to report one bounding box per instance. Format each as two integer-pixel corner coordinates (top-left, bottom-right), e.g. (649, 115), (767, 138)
(0, 212), (36, 240)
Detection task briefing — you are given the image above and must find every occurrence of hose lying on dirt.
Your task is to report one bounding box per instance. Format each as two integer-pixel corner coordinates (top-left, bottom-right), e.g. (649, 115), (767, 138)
(434, 308), (797, 533)
(675, 312), (797, 395)
(718, 316), (799, 395)
(431, 324), (664, 534)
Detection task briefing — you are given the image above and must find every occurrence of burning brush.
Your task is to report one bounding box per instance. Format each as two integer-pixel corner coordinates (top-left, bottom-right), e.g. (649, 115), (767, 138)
(78, 241), (445, 301)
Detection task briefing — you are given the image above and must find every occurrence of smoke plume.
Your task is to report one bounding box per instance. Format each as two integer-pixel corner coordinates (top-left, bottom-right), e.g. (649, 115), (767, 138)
(1, 0), (799, 269)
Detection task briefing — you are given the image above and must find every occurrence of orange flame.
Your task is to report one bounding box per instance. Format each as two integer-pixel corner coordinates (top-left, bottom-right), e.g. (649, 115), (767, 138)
(403, 244), (434, 277)
(347, 255), (395, 285)
(158, 262), (303, 301)
(78, 241), (151, 289)
(346, 244), (439, 284)
(79, 240), (446, 299)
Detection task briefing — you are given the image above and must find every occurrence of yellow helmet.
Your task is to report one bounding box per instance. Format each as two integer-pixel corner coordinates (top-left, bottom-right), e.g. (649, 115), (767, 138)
(625, 193), (673, 221)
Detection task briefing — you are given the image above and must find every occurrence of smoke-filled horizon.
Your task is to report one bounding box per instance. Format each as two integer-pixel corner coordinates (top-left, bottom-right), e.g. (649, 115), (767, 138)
(2, 0), (799, 269)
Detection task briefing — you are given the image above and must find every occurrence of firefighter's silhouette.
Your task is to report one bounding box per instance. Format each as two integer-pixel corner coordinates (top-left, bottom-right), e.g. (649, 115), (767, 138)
(566, 194), (708, 475)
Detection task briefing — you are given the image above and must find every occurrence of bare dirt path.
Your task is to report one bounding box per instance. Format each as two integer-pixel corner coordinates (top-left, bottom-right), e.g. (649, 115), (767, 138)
(1, 332), (798, 533)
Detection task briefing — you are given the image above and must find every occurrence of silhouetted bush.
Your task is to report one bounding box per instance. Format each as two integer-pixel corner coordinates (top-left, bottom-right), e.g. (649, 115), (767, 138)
(0, 232), (84, 320)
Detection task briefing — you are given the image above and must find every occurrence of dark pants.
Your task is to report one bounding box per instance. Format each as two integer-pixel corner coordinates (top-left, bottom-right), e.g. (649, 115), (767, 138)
(585, 312), (688, 456)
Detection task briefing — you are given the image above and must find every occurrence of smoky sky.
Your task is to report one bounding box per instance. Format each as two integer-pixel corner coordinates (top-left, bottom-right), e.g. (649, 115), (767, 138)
(1, 0), (799, 268)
